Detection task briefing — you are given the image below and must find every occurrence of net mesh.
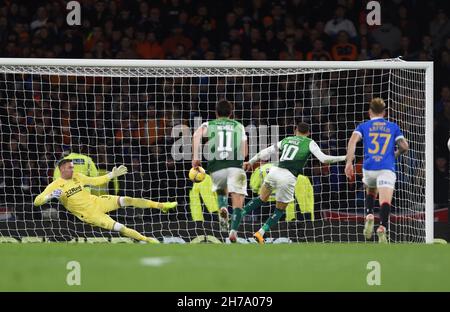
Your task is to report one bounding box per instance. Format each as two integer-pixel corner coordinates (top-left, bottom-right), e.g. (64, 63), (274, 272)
(0, 61), (427, 243)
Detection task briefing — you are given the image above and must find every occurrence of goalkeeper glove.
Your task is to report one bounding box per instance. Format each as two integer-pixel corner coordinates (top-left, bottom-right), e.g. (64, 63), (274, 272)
(47, 189), (62, 201)
(109, 165), (128, 178)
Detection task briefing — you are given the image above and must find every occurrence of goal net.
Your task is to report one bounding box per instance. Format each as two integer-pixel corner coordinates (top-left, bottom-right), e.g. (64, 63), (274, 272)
(0, 59), (433, 243)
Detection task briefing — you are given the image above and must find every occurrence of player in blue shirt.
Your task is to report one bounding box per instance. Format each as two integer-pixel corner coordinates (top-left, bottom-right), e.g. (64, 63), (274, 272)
(345, 98), (409, 243)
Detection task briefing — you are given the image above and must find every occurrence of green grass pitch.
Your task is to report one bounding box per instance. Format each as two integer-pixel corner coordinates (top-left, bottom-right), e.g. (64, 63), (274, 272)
(1, 243), (449, 291)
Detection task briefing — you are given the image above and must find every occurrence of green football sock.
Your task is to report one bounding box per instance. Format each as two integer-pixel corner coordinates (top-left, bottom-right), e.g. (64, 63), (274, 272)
(218, 195), (228, 209)
(262, 208), (285, 232)
(243, 197), (263, 216)
(230, 208), (243, 231)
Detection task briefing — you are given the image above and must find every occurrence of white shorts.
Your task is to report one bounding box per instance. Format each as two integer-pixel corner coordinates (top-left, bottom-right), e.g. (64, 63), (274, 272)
(263, 166), (297, 203)
(362, 169), (396, 189)
(211, 167), (248, 195)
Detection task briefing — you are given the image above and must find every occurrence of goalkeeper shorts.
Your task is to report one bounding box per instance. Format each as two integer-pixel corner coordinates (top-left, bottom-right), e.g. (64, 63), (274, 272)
(95, 195), (121, 213)
(263, 166), (296, 203)
(75, 195), (121, 230)
(78, 212), (117, 231)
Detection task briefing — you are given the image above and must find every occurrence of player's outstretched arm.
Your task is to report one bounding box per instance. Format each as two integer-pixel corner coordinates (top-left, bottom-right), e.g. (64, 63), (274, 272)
(310, 141), (346, 164)
(34, 183), (61, 206)
(192, 124), (207, 168)
(78, 165), (128, 186)
(395, 138), (409, 158)
(244, 143), (280, 171)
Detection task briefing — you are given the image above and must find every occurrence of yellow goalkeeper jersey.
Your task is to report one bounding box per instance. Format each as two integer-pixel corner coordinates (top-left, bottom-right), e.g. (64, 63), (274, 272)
(34, 172), (111, 215)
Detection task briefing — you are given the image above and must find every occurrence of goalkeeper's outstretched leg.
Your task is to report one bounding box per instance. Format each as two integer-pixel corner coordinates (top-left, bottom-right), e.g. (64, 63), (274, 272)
(112, 222), (159, 244)
(80, 212), (159, 243)
(118, 196), (177, 213)
(92, 195), (177, 243)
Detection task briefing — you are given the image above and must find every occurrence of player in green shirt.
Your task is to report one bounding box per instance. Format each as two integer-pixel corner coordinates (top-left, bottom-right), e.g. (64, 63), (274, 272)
(192, 100), (248, 233)
(233, 121), (346, 244)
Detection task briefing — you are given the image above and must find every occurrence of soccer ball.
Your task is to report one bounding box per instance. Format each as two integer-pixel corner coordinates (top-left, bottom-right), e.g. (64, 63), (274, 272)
(189, 166), (206, 183)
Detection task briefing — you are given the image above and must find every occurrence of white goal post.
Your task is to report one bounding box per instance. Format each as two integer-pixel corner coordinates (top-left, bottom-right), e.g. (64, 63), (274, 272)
(0, 58), (433, 243)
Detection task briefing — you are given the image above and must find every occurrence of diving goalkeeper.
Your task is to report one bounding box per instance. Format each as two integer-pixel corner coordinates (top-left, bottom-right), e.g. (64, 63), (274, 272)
(34, 159), (177, 243)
